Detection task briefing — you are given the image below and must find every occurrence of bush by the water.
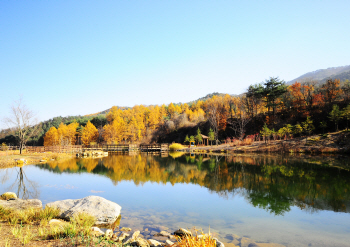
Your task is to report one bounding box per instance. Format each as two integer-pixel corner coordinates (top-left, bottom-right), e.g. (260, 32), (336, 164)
(169, 143), (185, 151)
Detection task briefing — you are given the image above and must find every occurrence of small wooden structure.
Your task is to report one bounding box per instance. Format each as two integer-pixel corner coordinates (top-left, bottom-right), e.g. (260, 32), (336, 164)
(201, 134), (209, 146)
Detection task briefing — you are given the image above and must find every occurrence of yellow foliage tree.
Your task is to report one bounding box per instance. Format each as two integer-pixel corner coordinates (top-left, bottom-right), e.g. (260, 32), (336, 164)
(81, 120), (98, 146)
(56, 122), (79, 145)
(103, 115), (126, 144)
(43, 127), (59, 146)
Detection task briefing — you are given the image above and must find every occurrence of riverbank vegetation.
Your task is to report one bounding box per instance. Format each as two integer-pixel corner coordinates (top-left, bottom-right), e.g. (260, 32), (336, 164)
(0, 150), (74, 169)
(0, 204), (117, 246)
(1, 78), (350, 149)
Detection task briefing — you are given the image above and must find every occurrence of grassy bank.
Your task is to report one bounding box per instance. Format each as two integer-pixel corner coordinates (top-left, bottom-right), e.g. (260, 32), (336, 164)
(0, 151), (76, 169)
(0, 205), (118, 246)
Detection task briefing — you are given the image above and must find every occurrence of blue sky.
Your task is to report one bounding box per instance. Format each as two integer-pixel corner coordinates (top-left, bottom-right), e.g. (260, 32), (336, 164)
(1, 0), (350, 127)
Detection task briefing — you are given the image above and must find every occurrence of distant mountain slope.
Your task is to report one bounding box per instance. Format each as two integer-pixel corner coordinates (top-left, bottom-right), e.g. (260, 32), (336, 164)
(88, 92), (228, 117)
(288, 65), (350, 84)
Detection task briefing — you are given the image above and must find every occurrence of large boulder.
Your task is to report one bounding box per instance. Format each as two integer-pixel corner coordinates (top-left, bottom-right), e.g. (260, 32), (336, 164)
(46, 196), (121, 226)
(0, 198), (42, 210)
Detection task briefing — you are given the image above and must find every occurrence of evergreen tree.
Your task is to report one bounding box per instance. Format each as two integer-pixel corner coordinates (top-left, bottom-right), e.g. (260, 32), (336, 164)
(208, 128), (215, 146)
(341, 104), (350, 130)
(195, 128), (203, 145)
(260, 123), (271, 143)
(329, 104), (342, 131)
(319, 121), (327, 134)
(302, 117), (315, 136)
(293, 123), (303, 137)
(262, 77), (287, 123)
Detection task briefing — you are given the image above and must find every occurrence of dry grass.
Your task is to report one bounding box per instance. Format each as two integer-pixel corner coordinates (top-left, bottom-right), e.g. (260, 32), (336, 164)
(0, 205), (113, 246)
(0, 205), (61, 225)
(0, 151), (75, 169)
(174, 229), (217, 247)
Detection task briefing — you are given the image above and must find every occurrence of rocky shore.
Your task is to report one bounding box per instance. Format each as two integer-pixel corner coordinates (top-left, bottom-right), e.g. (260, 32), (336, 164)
(0, 193), (285, 247)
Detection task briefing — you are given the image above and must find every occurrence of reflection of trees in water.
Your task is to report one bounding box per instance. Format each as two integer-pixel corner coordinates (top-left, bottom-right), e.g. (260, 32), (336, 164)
(36, 154), (350, 215)
(5, 167), (39, 199)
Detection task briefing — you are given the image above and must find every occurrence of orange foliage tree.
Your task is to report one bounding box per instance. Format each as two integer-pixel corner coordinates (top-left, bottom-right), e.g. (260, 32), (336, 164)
(322, 79), (342, 105)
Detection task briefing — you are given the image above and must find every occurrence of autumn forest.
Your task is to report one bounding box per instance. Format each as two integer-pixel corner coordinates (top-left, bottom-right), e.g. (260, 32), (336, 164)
(1, 77), (350, 147)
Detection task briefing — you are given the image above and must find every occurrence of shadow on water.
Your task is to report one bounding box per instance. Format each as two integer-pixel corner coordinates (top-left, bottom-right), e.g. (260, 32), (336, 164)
(34, 152), (350, 216)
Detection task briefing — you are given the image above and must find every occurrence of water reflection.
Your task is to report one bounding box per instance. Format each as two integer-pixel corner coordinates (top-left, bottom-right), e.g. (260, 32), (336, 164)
(1, 166), (39, 199)
(36, 153), (350, 216)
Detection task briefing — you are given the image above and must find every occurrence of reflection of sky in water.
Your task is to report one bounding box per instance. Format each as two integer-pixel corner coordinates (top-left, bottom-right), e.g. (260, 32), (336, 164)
(1, 157), (350, 247)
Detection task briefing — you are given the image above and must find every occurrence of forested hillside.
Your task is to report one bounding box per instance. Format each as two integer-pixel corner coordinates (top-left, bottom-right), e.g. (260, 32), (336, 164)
(1, 76), (350, 147)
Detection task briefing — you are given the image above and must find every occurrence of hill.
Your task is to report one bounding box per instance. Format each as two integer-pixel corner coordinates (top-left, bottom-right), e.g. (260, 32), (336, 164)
(88, 92), (228, 117)
(287, 65), (350, 84)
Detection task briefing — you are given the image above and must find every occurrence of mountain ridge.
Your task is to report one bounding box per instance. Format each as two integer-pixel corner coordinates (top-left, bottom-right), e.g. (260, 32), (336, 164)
(287, 65), (350, 84)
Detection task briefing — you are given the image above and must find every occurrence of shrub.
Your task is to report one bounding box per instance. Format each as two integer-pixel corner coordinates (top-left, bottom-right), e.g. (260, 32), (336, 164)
(169, 143), (185, 151)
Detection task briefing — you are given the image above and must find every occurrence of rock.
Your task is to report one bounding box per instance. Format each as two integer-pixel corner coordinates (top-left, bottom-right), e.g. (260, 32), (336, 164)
(154, 230), (171, 238)
(150, 231), (158, 236)
(147, 239), (163, 247)
(134, 237), (150, 247)
(15, 158), (27, 164)
(112, 232), (120, 241)
(49, 219), (68, 227)
(224, 244), (239, 247)
(144, 224), (169, 232)
(225, 234), (240, 241)
(174, 228), (192, 237)
(118, 232), (130, 241)
(91, 227), (105, 237)
(0, 192), (17, 200)
(213, 238), (225, 247)
(124, 231), (140, 244)
(165, 240), (174, 246)
(240, 237), (256, 247)
(254, 244), (286, 247)
(121, 227), (132, 232)
(105, 229), (113, 238)
(0, 198), (42, 210)
(46, 196), (121, 226)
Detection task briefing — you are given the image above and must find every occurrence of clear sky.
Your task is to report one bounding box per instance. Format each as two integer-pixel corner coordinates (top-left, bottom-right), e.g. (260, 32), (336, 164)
(1, 0), (350, 127)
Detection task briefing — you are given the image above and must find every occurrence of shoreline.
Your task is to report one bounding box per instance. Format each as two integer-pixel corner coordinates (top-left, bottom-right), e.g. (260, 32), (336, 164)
(0, 195), (285, 247)
(181, 131), (350, 155)
(0, 151), (76, 169)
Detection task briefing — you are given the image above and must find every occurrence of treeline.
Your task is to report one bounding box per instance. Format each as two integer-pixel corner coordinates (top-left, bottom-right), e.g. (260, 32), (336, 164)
(1, 77), (350, 146)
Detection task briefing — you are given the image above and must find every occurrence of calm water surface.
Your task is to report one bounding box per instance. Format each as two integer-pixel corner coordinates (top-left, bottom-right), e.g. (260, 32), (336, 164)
(1, 153), (350, 247)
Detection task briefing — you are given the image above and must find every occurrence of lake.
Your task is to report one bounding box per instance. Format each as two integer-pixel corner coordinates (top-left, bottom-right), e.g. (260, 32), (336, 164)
(1, 152), (350, 247)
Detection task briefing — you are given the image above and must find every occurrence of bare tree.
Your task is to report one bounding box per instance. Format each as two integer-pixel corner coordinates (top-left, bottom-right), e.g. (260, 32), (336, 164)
(3, 97), (40, 154)
(229, 98), (251, 140)
(207, 103), (220, 145)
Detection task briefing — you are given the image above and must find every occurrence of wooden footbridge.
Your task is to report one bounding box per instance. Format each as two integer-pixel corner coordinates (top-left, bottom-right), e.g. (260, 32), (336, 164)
(102, 144), (169, 152)
(26, 144), (169, 154)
